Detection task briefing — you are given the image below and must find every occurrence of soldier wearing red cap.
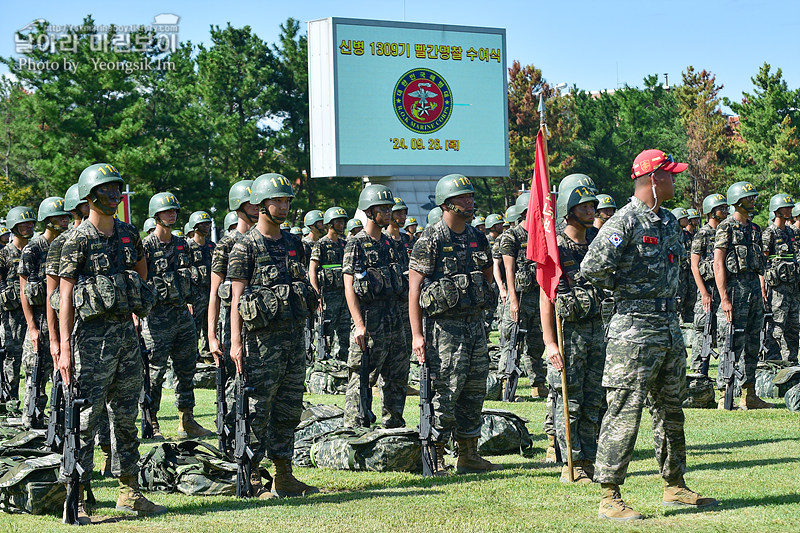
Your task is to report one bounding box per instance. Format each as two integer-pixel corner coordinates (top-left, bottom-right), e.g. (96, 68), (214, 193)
(582, 149), (717, 520)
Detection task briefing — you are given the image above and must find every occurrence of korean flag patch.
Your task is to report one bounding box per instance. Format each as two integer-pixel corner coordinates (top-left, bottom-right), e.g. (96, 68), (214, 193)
(608, 233), (623, 248)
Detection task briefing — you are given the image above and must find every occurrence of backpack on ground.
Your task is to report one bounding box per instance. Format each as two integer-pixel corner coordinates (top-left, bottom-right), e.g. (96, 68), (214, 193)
(683, 374), (717, 409)
(310, 427), (421, 472)
(305, 359), (349, 395)
(293, 403), (344, 467)
(476, 408), (532, 456)
(0, 452), (65, 515)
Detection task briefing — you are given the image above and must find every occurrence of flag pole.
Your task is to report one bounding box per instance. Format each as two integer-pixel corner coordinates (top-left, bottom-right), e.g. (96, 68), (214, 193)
(539, 93), (574, 482)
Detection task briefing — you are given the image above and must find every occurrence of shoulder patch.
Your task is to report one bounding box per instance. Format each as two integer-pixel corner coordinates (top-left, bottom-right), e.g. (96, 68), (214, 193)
(608, 233), (623, 248)
(121, 236), (131, 244)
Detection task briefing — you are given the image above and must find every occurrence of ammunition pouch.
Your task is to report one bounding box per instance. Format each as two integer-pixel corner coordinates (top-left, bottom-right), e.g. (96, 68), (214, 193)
(73, 275), (116, 322)
(126, 270), (155, 318)
(0, 280), (21, 311)
(514, 268), (536, 294)
(49, 286), (61, 316)
(556, 286), (600, 322)
(218, 281), (232, 307)
(23, 280), (46, 307)
(420, 271), (488, 318)
(319, 267), (344, 290)
(238, 287), (280, 331)
(353, 268), (384, 305)
(420, 278), (459, 317)
(765, 259), (798, 287)
(698, 260), (715, 281)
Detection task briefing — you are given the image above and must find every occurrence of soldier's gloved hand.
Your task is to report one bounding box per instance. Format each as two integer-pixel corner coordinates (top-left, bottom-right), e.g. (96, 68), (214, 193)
(702, 293), (711, 313)
(209, 335), (223, 367)
(412, 333), (426, 364)
(546, 342), (563, 371)
(353, 323), (367, 351)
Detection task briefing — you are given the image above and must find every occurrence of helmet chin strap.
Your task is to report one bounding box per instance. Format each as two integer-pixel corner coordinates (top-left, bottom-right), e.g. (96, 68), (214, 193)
(46, 221), (67, 234)
(155, 215), (173, 229)
(260, 205), (285, 225)
(89, 193), (118, 216)
(445, 202), (474, 218)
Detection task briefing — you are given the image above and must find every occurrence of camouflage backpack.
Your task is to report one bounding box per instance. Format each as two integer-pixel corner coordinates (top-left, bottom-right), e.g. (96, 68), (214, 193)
(771, 366), (800, 398)
(484, 373), (503, 401)
(475, 409), (532, 456)
(310, 427), (421, 472)
(0, 453), (65, 515)
(683, 374), (717, 409)
(784, 382), (800, 412)
(305, 359), (349, 395)
(138, 440), (250, 496)
(293, 403), (344, 467)
(0, 429), (50, 457)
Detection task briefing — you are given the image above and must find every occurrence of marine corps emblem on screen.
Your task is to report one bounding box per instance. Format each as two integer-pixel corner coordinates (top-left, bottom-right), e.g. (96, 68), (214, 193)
(393, 68), (453, 134)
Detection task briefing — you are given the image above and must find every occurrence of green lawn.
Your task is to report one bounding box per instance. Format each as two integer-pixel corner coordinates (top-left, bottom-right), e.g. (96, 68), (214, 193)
(3, 364), (799, 533)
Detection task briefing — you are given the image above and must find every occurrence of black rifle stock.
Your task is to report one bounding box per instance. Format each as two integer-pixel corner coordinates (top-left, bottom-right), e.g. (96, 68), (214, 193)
(720, 289), (744, 410)
(502, 321), (527, 402)
(314, 306), (331, 362)
(759, 290), (774, 360)
(234, 374), (255, 498)
(25, 342), (46, 428)
(0, 343), (8, 403)
(699, 303), (718, 377)
(62, 379), (90, 525)
(215, 363), (231, 458)
(138, 326), (154, 439)
(419, 317), (440, 477)
(358, 340), (377, 427)
(45, 370), (65, 452)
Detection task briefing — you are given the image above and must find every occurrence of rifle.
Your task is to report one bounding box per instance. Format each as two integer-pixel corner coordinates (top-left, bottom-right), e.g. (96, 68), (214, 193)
(699, 286), (719, 377)
(502, 321), (527, 402)
(45, 370), (65, 452)
(138, 326), (155, 439)
(62, 379), (90, 525)
(720, 289), (745, 410)
(759, 290), (774, 360)
(314, 305), (331, 362)
(358, 340), (377, 427)
(24, 341), (46, 428)
(234, 373), (255, 498)
(0, 343), (7, 404)
(216, 363), (231, 458)
(419, 318), (440, 477)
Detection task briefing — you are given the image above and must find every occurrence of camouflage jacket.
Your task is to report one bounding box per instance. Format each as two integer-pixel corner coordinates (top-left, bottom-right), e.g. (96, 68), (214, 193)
(762, 223), (798, 287)
(714, 216), (765, 275)
(0, 241), (24, 292)
(187, 238), (215, 288)
(18, 234), (51, 308)
(45, 227), (75, 278)
(59, 219), (144, 280)
(691, 222), (717, 282)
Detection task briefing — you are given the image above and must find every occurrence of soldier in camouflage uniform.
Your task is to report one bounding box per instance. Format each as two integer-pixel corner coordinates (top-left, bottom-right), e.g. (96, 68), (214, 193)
(408, 174), (500, 475)
(342, 184), (408, 428)
(58, 163), (165, 520)
(302, 210), (325, 268)
(427, 206), (443, 226)
(404, 217), (419, 243)
(19, 197), (70, 428)
(347, 218), (364, 238)
(541, 183), (605, 484)
(686, 209), (700, 233)
(762, 194), (799, 364)
(228, 173), (319, 498)
(586, 194), (616, 242)
(0, 206), (36, 405)
(485, 213), (504, 333)
(308, 206), (350, 361)
(186, 211), (215, 362)
(471, 215), (486, 234)
(793, 203), (800, 233)
(0, 226), (9, 247)
(224, 211), (238, 233)
(714, 182), (774, 409)
(583, 149), (716, 520)
(142, 192), (213, 439)
(499, 193), (548, 399)
(688, 194), (728, 376)
(385, 197), (413, 361)
(671, 207), (695, 325)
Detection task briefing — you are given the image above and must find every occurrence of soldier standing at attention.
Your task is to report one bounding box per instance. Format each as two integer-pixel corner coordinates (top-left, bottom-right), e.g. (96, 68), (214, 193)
(186, 211), (215, 362)
(713, 182), (774, 409)
(540, 183), (605, 484)
(19, 197), (70, 428)
(0, 206), (36, 405)
(500, 193), (548, 399)
(762, 194), (799, 364)
(347, 218), (364, 238)
(586, 194), (616, 242)
(0, 227), (10, 246)
(385, 197), (413, 355)
(408, 174), (500, 475)
(143, 192), (213, 439)
(688, 194), (728, 376)
(686, 209), (701, 234)
(228, 173), (319, 498)
(308, 206), (350, 361)
(342, 184), (408, 428)
(58, 164), (165, 520)
(302, 210), (325, 268)
(404, 217), (419, 243)
(582, 150), (717, 520)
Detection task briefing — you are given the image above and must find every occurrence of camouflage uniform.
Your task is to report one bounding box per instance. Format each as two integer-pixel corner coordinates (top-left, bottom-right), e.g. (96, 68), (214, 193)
(342, 231), (408, 428)
(582, 197), (688, 486)
(498, 224), (547, 388)
(409, 221), (491, 441)
(310, 235), (350, 361)
(0, 242), (26, 401)
(227, 228), (309, 463)
(714, 217), (765, 388)
(58, 218), (144, 479)
(762, 224), (799, 364)
(385, 230), (412, 355)
(689, 222), (721, 372)
(18, 235), (53, 425)
(187, 238), (215, 361)
(141, 233), (198, 415)
(678, 229), (696, 324)
(549, 232), (605, 464)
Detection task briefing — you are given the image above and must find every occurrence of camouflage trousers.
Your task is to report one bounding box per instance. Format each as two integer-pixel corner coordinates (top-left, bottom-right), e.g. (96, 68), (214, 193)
(678, 267), (696, 324)
(547, 316), (605, 463)
(427, 314), (489, 441)
(594, 311), (687, 485)
(1, 309), (26, 401)
(143, 304), (198, 413)
(68, 316), (143, 480)
(322, 290), (351, 361)
(216, 304), (238, 447)
(192, 292), (211, 361)
(498, 291), (546, 386)
(21, 308), (51, 427)
(344, 302), (408, 428)
(689, 286), (720, 373)
(242, 319), (306, 462)
(768, 284), (799, 364)
(716, 274), (762, 388)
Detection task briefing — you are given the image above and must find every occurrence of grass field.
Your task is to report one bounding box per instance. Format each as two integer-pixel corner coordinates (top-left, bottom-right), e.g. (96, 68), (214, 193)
(2, 364), (799, 533)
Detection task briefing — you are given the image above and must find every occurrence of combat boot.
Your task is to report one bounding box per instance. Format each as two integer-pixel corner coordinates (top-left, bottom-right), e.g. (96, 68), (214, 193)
(545, 434), (558, 463)
(116, 475), (168, 516)
(530, 383), (549, 398)
(272, 458), (320, 497)
(99, 444), (113, 477)
(740, 384), (775, 410)
(560, 460), (593, 484)
(63, 484), (91, 525)
(598, 483), (642, 521)
(177, 407), (214, 439)
(432, 442), (450, 476)
(455, 437), (503, 474)
(150, 415), (165, 441)
(663, 477), (718, 508)
(250, 468), (276, 499)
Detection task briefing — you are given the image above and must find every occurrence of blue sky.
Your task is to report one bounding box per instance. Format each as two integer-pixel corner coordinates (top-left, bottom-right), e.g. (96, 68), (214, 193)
(2, 0), (797, 111)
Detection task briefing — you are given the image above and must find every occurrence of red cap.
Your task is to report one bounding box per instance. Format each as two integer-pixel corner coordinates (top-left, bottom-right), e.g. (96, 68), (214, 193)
(631, 149), (688, 179)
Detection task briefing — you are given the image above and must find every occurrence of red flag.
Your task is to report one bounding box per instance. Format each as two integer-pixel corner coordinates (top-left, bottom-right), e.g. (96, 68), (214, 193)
(525, 127), (561, 302)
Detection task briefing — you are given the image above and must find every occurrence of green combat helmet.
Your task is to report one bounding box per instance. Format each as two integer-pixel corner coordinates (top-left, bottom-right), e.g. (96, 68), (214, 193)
(224, 212), (239, 230)
(290, 227), (303, 235)
(143, 217), (157, 233)
(38, 197), (70, 233)
(250, 173), (294, 225)
(671, 207), (689, 221)
(346, 218), (364, 234)
(358, 184), (394, 211)
(324, 206), (348, 225)
(403, 217), (418, 229)
(427, 206), (443, 225)
(0, 226), (9, 237)
(392, 197), (408, 212)
(485, 213), (504, 229)
(302, 227), (311, 236)
(768, 193), (795, 216)
(6, 206), (36, 237)
(726, 181), (758, 207)
(187, 211), (212, 232)
(64, 183), (88, 212)
(792, 203), (800, 218)
(229, 180), (254, 211)
(280, 220), (291, 230)
(149, 192), (181, 227)
(471, 215), (486, 228)
(557, 185), (597, 219)
(595, 194), (616, 210)
(558, 173), (598, 195)
(701, 194), (727, 218)
(303, 209), (324, 227)
(515, 192), (530, 211)
(686, 208), (700, 221)
(171, 229), (184, 238)
(505, 205), (522, 224)
(78, 163), (124, 215)
(435, 174), (475, 208)
(183, 221), (194, 236)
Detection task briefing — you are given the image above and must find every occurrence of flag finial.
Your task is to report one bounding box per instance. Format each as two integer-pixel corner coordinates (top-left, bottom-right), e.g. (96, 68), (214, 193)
(538, 93), (546, 127)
